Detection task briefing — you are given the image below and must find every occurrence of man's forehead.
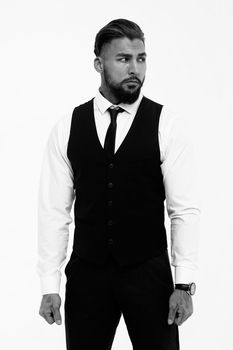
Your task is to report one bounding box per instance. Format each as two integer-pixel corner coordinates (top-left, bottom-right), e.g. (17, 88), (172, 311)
(102, 37), (145, 56)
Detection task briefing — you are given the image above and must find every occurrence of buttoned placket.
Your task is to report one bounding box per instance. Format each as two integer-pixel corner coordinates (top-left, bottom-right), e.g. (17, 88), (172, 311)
(104, 107), (124, 247)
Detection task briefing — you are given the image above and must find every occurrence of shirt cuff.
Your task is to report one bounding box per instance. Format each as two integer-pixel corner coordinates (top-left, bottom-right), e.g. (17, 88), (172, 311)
(40, 272), (61, 295)
(174, 266), (197, 284)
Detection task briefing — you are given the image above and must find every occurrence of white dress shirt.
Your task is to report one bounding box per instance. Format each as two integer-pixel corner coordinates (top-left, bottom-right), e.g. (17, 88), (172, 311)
(37, 90), (200, 295)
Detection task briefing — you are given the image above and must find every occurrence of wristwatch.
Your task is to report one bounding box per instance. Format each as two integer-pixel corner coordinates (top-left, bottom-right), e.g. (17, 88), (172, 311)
(175, 282), (196, 296)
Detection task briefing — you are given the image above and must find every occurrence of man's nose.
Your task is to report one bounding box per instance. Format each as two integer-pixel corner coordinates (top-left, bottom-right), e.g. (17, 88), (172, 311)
(128, 60), (138, 75)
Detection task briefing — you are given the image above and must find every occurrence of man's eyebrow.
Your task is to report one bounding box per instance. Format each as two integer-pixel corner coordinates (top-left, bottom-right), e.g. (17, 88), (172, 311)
(115, 53), (132, 57)
(138, 52), (147, 56)
(115, 52), (147, 57)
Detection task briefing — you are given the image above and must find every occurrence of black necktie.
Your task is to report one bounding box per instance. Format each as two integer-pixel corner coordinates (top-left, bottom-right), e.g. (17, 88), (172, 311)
(104, 107), (124, 158)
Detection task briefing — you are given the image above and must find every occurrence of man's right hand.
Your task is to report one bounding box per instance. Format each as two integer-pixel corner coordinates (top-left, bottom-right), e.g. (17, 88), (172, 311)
(39, 293), (62, 325)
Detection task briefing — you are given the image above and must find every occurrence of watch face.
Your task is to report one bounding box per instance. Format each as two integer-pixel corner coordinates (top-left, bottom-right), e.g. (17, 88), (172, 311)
(190, 283), (196, 295)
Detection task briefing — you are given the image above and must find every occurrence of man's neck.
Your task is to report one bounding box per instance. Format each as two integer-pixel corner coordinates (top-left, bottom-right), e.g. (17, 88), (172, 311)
(99, 87), (119, 105)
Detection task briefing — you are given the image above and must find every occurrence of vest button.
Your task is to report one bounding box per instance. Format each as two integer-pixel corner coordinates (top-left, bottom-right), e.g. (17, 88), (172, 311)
(108, 238), (114, 245)
(108, 182), (113, 189)
(109, 163), (114, 169)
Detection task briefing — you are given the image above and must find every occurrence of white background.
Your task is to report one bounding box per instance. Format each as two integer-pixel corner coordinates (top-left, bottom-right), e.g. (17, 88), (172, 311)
(0, 0), (233, 349)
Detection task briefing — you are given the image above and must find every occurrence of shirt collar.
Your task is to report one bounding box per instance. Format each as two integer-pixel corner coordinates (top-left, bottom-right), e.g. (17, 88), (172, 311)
(95, 88), (144, 115)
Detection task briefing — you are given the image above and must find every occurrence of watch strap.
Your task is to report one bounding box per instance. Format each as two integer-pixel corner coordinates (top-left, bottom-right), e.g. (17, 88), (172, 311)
(175, 283), (196, 295)
(175, 284), (190, 291)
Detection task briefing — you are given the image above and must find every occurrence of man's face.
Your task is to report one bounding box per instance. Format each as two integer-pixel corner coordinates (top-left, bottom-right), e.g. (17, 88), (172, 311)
(99, 37), (146, 104)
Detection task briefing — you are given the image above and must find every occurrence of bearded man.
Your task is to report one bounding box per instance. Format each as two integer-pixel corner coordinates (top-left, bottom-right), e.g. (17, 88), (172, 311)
(37, 18), (200, 350)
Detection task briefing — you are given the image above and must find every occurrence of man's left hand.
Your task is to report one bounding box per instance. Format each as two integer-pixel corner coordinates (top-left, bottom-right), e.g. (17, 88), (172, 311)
(167, 289), (193, 326)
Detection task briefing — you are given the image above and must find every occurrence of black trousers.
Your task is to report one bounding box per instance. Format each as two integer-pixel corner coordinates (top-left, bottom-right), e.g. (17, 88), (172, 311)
(64, 250), (179, 350)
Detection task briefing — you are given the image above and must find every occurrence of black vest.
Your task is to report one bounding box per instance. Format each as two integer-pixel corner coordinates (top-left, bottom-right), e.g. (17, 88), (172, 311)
(67, 96), (167, 266)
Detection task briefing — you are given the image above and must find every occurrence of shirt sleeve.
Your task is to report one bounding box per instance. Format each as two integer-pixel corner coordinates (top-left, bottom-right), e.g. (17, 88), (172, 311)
(159, 106), (201, 284)
(36, 113), (75, 295)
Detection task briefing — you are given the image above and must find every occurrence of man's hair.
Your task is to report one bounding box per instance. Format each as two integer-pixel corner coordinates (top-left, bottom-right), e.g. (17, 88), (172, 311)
(94, 18), (145, 56)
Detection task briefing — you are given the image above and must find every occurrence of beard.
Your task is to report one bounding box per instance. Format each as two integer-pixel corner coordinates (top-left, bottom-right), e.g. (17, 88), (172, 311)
(103, 68), (145, 104)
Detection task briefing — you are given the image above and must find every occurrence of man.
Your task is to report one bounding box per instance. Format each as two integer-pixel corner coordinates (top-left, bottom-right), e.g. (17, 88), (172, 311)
(37, 18), (200, 350)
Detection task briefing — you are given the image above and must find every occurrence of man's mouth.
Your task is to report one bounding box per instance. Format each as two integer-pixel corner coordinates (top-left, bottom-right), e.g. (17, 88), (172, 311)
(124, 79), (140, 84)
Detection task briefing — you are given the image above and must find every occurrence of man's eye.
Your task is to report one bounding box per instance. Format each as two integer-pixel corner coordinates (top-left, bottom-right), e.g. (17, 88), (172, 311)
(119, 58), (128, 62)
(138, 57), (146, 62)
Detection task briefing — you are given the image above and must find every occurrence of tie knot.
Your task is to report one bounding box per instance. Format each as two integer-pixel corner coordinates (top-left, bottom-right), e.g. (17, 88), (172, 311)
(108, 107), (124, 121)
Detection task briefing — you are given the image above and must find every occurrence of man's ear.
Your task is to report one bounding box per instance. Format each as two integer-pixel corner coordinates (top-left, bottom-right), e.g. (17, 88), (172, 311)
(94, 57), (103, 73)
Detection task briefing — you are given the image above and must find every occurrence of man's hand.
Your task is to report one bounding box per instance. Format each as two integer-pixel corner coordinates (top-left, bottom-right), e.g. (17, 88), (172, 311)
(167, 289), (193, 326)
(39, 293), (62, 325)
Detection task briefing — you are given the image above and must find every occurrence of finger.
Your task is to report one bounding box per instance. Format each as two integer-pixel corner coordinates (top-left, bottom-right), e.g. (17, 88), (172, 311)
(180, 313), (189, 325)
(179, 309), (193, 325)
(52, 305), (62, 325)
(174, 309), (184, 326)
(168, 304), (178, 325)
(39, 309), (53, 324)
(175, 308), (190, 326)
(43, 310), (55, 324)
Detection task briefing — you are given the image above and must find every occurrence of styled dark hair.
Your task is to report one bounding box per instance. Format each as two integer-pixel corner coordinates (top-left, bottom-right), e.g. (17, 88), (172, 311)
(94, 18), (145, 56)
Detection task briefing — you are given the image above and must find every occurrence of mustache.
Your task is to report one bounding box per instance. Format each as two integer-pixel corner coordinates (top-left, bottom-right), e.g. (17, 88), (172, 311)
(122, 77), (142, 84)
